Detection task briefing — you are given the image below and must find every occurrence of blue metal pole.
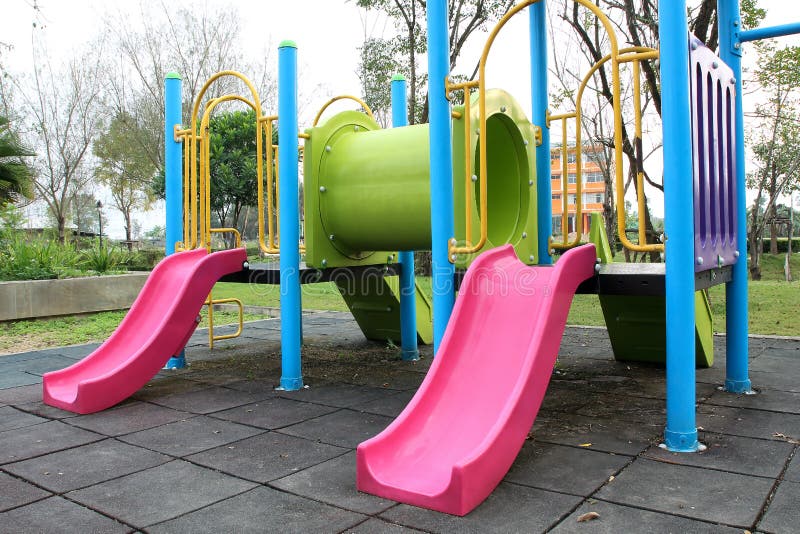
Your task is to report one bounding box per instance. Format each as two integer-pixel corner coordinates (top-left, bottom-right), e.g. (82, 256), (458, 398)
(426, 0), (455, 353)
(278, 40), (303, 390)
(530, 1), (551, 265)
(718, 0), (752, 393)
(659, 1), (701, 452)
(392, 74), (420, 361)
(740, 22), (800, 43)
(164, 72), (186, 370)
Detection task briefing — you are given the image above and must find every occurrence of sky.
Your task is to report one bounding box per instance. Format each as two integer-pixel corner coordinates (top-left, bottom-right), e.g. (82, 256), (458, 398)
(2, 0), (800, 238)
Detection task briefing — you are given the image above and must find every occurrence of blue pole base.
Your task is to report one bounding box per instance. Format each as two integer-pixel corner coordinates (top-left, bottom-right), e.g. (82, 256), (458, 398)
(401, 349), (420, 362)
(724, 378), (753, 394)
(277, 376), (304, 391)
(163, 352), (186, 370)
(662, 429), (705, 453)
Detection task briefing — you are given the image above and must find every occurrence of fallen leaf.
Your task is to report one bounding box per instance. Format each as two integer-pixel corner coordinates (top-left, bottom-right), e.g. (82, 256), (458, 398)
(579, 443), (592, 447)
(577, 512), (600, 522)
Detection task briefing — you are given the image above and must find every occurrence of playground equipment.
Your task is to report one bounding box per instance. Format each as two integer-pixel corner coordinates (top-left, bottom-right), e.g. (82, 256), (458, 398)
(40, 0), (800, 519)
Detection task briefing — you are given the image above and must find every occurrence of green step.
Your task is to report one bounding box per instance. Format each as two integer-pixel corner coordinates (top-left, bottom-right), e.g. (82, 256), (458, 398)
(336, 276), (433, 345)
(599, 290), (714, 367)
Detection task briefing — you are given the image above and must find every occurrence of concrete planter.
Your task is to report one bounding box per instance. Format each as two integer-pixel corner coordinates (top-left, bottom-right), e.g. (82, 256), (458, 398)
(0, 273), (150, 322)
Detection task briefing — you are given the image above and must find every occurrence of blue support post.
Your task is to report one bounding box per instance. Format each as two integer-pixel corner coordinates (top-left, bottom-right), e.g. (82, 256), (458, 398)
(392, 74), (420, 361)
(530, 1), (551, 265)
(659, 1), (702, 452)
(426, 0), (455, 352)
(718, 0), (752, 393)
(164, 72), (186, 370)
(278, 41), (303, 390)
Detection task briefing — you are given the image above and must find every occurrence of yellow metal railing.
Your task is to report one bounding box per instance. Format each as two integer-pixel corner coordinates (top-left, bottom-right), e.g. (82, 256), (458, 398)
(549, 45), (663, 253)
(312, 95), (376, 127)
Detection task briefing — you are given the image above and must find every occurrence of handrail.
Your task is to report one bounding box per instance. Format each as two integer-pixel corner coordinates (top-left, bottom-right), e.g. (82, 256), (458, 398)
(447, 0), (624, 261)
(549, 46), (663, 253)
(312, 95), (376, 127)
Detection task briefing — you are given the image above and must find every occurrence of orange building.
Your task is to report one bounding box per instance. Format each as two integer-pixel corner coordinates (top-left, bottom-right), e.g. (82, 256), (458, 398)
(550, 145), (607, 236)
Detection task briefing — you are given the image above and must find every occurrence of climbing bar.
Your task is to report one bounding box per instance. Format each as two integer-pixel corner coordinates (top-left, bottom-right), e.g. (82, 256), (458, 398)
(446, 78), (482, 255)
(312, 95), (376, 127)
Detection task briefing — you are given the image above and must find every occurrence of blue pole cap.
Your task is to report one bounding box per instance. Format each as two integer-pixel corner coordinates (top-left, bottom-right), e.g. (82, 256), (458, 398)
(279, 40), (297, 49)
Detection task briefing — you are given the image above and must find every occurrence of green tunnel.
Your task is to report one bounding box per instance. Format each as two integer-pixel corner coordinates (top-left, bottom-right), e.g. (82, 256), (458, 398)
(303, 88), (540, 269)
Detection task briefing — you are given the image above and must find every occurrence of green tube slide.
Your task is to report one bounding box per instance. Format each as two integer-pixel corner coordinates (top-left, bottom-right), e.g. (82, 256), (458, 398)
(302, 89), (539, 344)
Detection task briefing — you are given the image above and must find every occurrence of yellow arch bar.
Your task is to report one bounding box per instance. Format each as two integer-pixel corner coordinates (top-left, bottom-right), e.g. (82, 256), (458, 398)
(312, 95), (376, 127)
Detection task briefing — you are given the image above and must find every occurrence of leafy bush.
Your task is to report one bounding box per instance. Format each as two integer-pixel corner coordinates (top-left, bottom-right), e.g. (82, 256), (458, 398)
(0, 232), (84, 280)
(126, 248), (164, 271)
(760, 237), (800, 254)
(81, 242), (130, 273)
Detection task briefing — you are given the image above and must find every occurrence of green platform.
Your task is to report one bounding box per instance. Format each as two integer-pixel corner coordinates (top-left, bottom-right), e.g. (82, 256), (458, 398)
(335, 276), (433, 345)
(587, 213), (714, 367)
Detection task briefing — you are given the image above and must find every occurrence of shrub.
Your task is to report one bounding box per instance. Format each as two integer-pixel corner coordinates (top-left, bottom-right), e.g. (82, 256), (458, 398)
(760, 237), (800, 254)
(0, 232), (83, 280)
(81, 242), (130, 273)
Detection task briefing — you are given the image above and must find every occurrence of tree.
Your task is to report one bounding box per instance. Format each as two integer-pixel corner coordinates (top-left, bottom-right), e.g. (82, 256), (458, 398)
(104, 5), (277, 178)
(0, 116), (34, 205)
(94, 112), (158, 250)
(4, 34), (107, 242)
(207, 109), (260, 246)
(71, 190), (100, 235)
(355, 0), (514, 125)
(745, 44), (800, 280)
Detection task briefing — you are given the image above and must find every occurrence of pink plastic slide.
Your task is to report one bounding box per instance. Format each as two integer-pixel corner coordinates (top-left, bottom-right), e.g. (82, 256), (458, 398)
(357, 244), (597, 516)
(43, 247), (247, 414)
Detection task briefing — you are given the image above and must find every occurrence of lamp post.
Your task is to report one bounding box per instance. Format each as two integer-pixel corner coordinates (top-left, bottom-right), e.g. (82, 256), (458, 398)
(95, 200), (103, 246)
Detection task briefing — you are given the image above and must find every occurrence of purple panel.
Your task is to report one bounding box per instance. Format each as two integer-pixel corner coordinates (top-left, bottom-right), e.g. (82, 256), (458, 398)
(688, 34), (739, 272)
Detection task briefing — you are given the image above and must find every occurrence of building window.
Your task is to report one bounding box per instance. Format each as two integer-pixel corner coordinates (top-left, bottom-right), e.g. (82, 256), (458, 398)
(567, 173), (577, 184)
(586, 172), (604, 183)
(553, 193), (562, 201)
(567, 152), (577, 164)
(568, 194), (577, 205)
(583, 192), (604, 204)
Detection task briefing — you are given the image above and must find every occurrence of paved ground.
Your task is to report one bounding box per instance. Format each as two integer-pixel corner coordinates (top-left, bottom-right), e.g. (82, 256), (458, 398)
(0, 311), (798, 533)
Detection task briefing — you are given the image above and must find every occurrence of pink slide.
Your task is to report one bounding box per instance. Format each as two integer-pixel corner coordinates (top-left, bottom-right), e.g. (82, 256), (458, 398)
(43, 248), (247, 414)
(357, 244), (597, 516)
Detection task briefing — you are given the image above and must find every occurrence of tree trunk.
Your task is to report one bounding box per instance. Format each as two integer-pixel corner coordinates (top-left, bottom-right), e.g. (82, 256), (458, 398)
(749, 231), (762, 280)
(124, 210), (133, 251)
(57, 215), (67, 244)
(769, 221), (779, 254)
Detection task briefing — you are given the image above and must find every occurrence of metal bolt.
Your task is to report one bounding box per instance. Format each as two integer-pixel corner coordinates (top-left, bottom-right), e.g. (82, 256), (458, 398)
(354, 125), (360, 132)
(451, 254), (457, 261)
(691, 42), (698, 51)
(529, 255), (535, 262)
(712, 61), (719, 69)
(522, 232), (528, 239)
(523, 139), (529, 146)
(549, 248), (556, 255)
(731, 77), (737, 85)
(325, 145), (332, 152)
(329, 234), (335, 241)
(734, 19), (739, 26)
(660, 233), (666, 243)
(242, 261), (250, 269)
(449, 238), (458, 245)
(471, 174), (478, 182)
(696, 256), (704, 265)
(734, 250), (740, 258)
(388, 254), (394, 262)
(718, 255), (724, 267)
(500, 106), (507, 113)
(734, 42), (741, 50)
(386, 307), (392, 312)
(321, 259), (328, 267)
(595, 264), (602, 273)
(319, 186), (327, 193)
(529, 180), (534, 186)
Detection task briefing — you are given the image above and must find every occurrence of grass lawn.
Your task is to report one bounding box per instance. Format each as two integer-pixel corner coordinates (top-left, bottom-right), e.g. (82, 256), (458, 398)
(1, 253), (797, 355)
(0, 310), (267, 355)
